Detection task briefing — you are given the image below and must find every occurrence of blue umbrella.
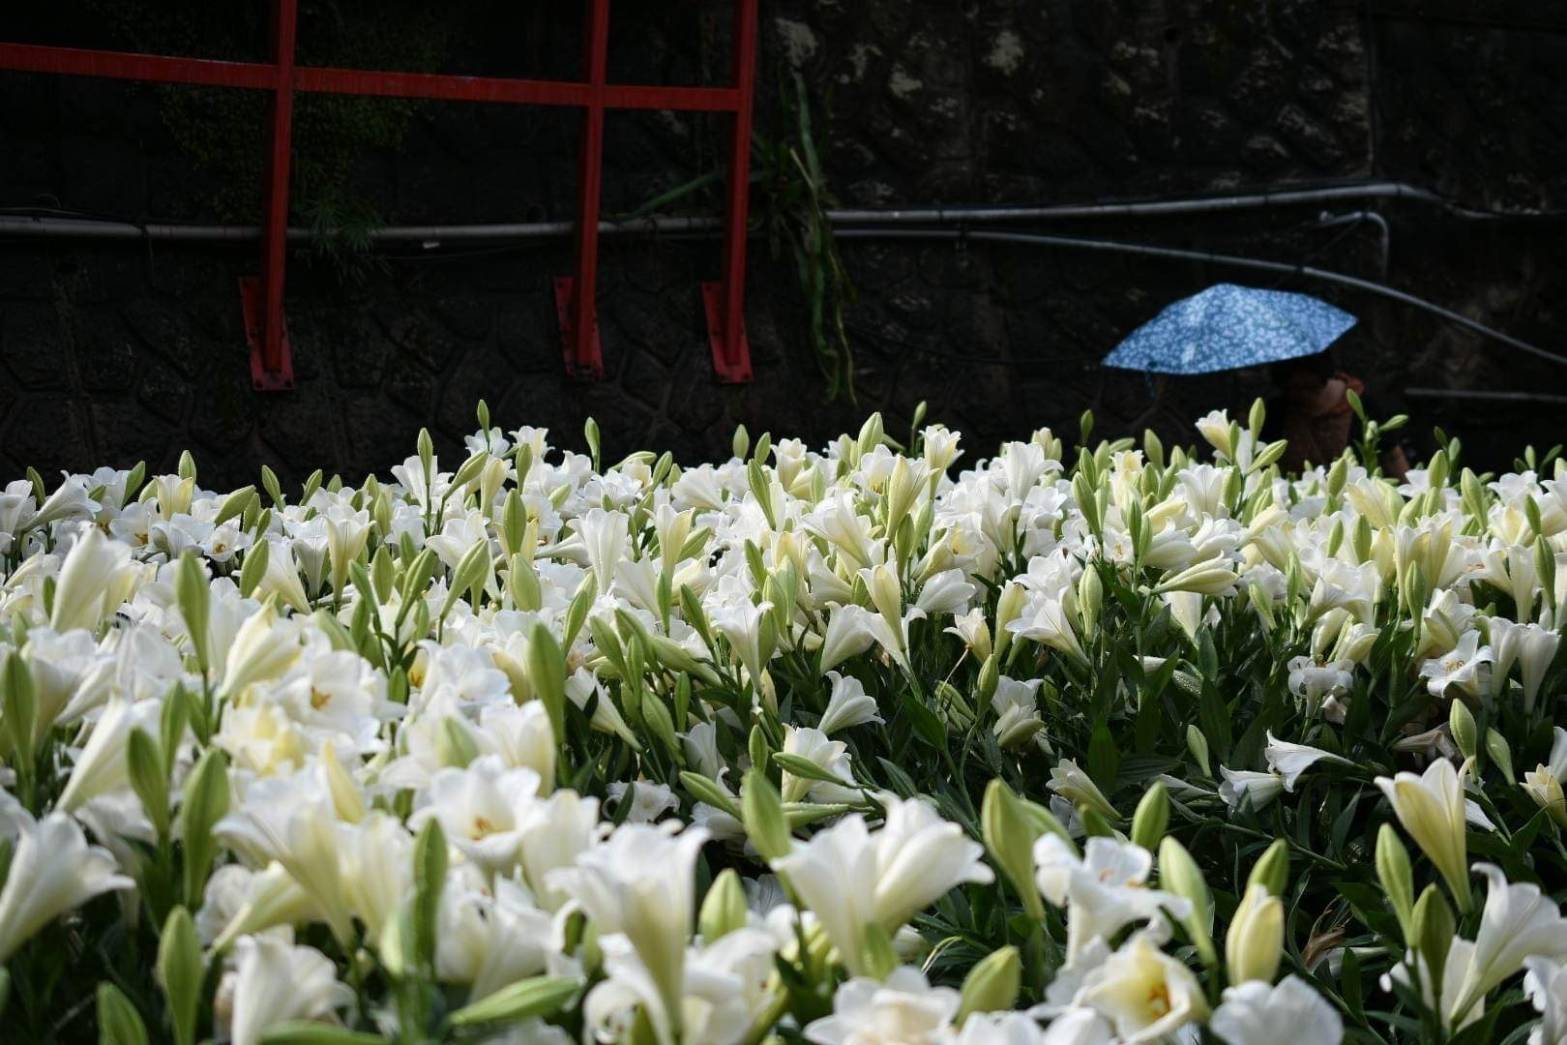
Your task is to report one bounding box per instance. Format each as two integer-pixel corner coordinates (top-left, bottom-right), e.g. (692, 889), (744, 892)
(1102, 283), (1357, 375)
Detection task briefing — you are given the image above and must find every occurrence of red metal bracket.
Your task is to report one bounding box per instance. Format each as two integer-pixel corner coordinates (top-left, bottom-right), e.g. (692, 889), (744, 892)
(707, 0), (759, 384)
(240, 277), (295, 391)
(0, 0), (761, 389)
(559, 0), (610, 383)
(702, 282), (752, 383)
(554, 277), (605, 380)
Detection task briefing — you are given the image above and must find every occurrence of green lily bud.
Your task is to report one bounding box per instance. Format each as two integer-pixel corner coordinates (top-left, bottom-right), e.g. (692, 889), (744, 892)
(412, 818), (448, 971)
(1412, 884), (1456, 1001)
(127, 729), (170, 840)
(699, 869), (749, 943)
(1186, 724), (1211, 777)
(179, 749), (230, 908)
(981, 780), (1046, 921)
(213, 485), (256, 528)
(1226, 884), (1284, 985)
(1158, 837), (1218, 968)
(239, 539), (269, 600)
(176, 553), (211, 677)
(976, 654), (1001, 705)
(957, 946), (1021, 1021)
(1078, 566), (1103, 639)
(1376, 824), (1416, 942)
(526, 622), (567, 747)
(1485, 729), (1515, 783)
(742, 768), (792, 863)
(1246, 838), (1290, 898)
(1449, 701), (1477, 761)
(156, 907), (203, 1045)
(1130, 781), (1169, 852)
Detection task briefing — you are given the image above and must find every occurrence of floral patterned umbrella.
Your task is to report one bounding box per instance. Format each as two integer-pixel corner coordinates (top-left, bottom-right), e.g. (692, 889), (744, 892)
(1102, 283), (1357, 374)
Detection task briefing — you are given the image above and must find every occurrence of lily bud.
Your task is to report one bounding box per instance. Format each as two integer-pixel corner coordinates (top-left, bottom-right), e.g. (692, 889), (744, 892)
(526, 622), (567, 747)
(1155, 560), (1237, 597)
(976, 654), (1000, 705)
(1078, 565), (1103, 638)
(994, 582), (1026, 658)
(156, 907), (203, 1045)
(957, 946), (1021, 1021)
(1485, 728), (1515, 783)
(179, 750), (230, 908)
(1158, 837), (1218, 968)
(1449, 700), (1477, 761)
(699, 869), (749, 943)
(1411, 884), (1456, 997)
(1186, 724), (1212, 777)
(981, 780), (1047, 921)
(1226, 884), (1284, 985)
(1130, 781), (1169, 851)
(1246, 838), (1289, 898)
(742, 768), (792, 863)
(1376, 824), (1415, 942)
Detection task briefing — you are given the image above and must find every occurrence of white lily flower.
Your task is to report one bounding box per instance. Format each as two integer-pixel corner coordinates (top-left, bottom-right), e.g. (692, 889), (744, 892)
(1375, 759), (1471, 909)
(772, 794), (992, 975)
(0, 813), (134, 962)
(1073, 934), (1207, 1043)
(1209, 975), (1344, 1045)
(548, 822), (709, 1031)
(1219, 768), (1284, 812)
(1447, 863), (1567, 1022)
(1034, 835), (1190, 961)
(818, 670), (883, 734)
(225, 932), (354, 1045)
(804, 966), (960, 1045)
(1417, 630), (1493, 699)
(50, 525), (133, 632)
(409, 755), (543, 871)
(1524, 955), (1567, 1045)
(1263, 732), (1352, 792)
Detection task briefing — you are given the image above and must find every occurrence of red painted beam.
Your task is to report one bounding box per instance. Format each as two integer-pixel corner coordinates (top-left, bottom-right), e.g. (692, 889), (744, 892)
(0, 42), (277, 89)
(1, 0), (763, 391)
(0, 44), (741, 112)
(561, 0), (611, 380)
(254, 0), (299, 390)
(706, 0), (758, 382)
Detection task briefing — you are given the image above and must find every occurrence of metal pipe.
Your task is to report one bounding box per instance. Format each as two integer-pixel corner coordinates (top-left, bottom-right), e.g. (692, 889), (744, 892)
(831, 227), (1567, 368)
(0, 214), (721, 242)
(1404, 387), (1567, 405)
(4, 185), (1561, 368)
(1314, 210), (1391, 277)
(824, 181), (1545, 224)
(0, 178), (1545, 246)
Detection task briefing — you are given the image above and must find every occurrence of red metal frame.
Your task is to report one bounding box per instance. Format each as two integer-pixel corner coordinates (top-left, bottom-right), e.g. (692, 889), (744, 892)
(0, 0), (758, 388)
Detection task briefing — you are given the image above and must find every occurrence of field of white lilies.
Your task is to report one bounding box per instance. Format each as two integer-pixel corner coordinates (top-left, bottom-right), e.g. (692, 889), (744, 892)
(2, 398), (1566, 1045)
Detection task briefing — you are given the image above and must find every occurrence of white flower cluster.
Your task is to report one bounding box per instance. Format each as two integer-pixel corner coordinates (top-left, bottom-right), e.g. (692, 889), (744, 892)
(0, 404), (1565, 1045)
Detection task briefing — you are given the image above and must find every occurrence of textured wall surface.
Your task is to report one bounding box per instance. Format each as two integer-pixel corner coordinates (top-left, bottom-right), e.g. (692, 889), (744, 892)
(2, 1), (1565, 485)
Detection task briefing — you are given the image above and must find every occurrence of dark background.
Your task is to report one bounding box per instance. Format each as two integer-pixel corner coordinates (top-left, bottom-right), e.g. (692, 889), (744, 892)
(2, 0), (1565, 486)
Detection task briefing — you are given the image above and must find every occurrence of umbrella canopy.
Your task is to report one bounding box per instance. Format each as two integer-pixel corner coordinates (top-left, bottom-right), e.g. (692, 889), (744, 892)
(1102, 283), (1357, 375)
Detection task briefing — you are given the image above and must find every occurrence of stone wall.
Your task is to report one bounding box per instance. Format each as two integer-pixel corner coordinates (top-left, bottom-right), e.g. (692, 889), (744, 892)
(2, 1), (1565, 485)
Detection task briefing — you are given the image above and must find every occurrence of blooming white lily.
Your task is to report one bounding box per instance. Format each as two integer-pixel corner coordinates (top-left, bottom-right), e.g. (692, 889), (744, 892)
(0, 813), (134, 962)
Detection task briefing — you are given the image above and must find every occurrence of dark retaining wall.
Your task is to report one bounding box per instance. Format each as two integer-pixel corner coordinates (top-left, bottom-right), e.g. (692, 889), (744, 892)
(2, 0), (1565, 484)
